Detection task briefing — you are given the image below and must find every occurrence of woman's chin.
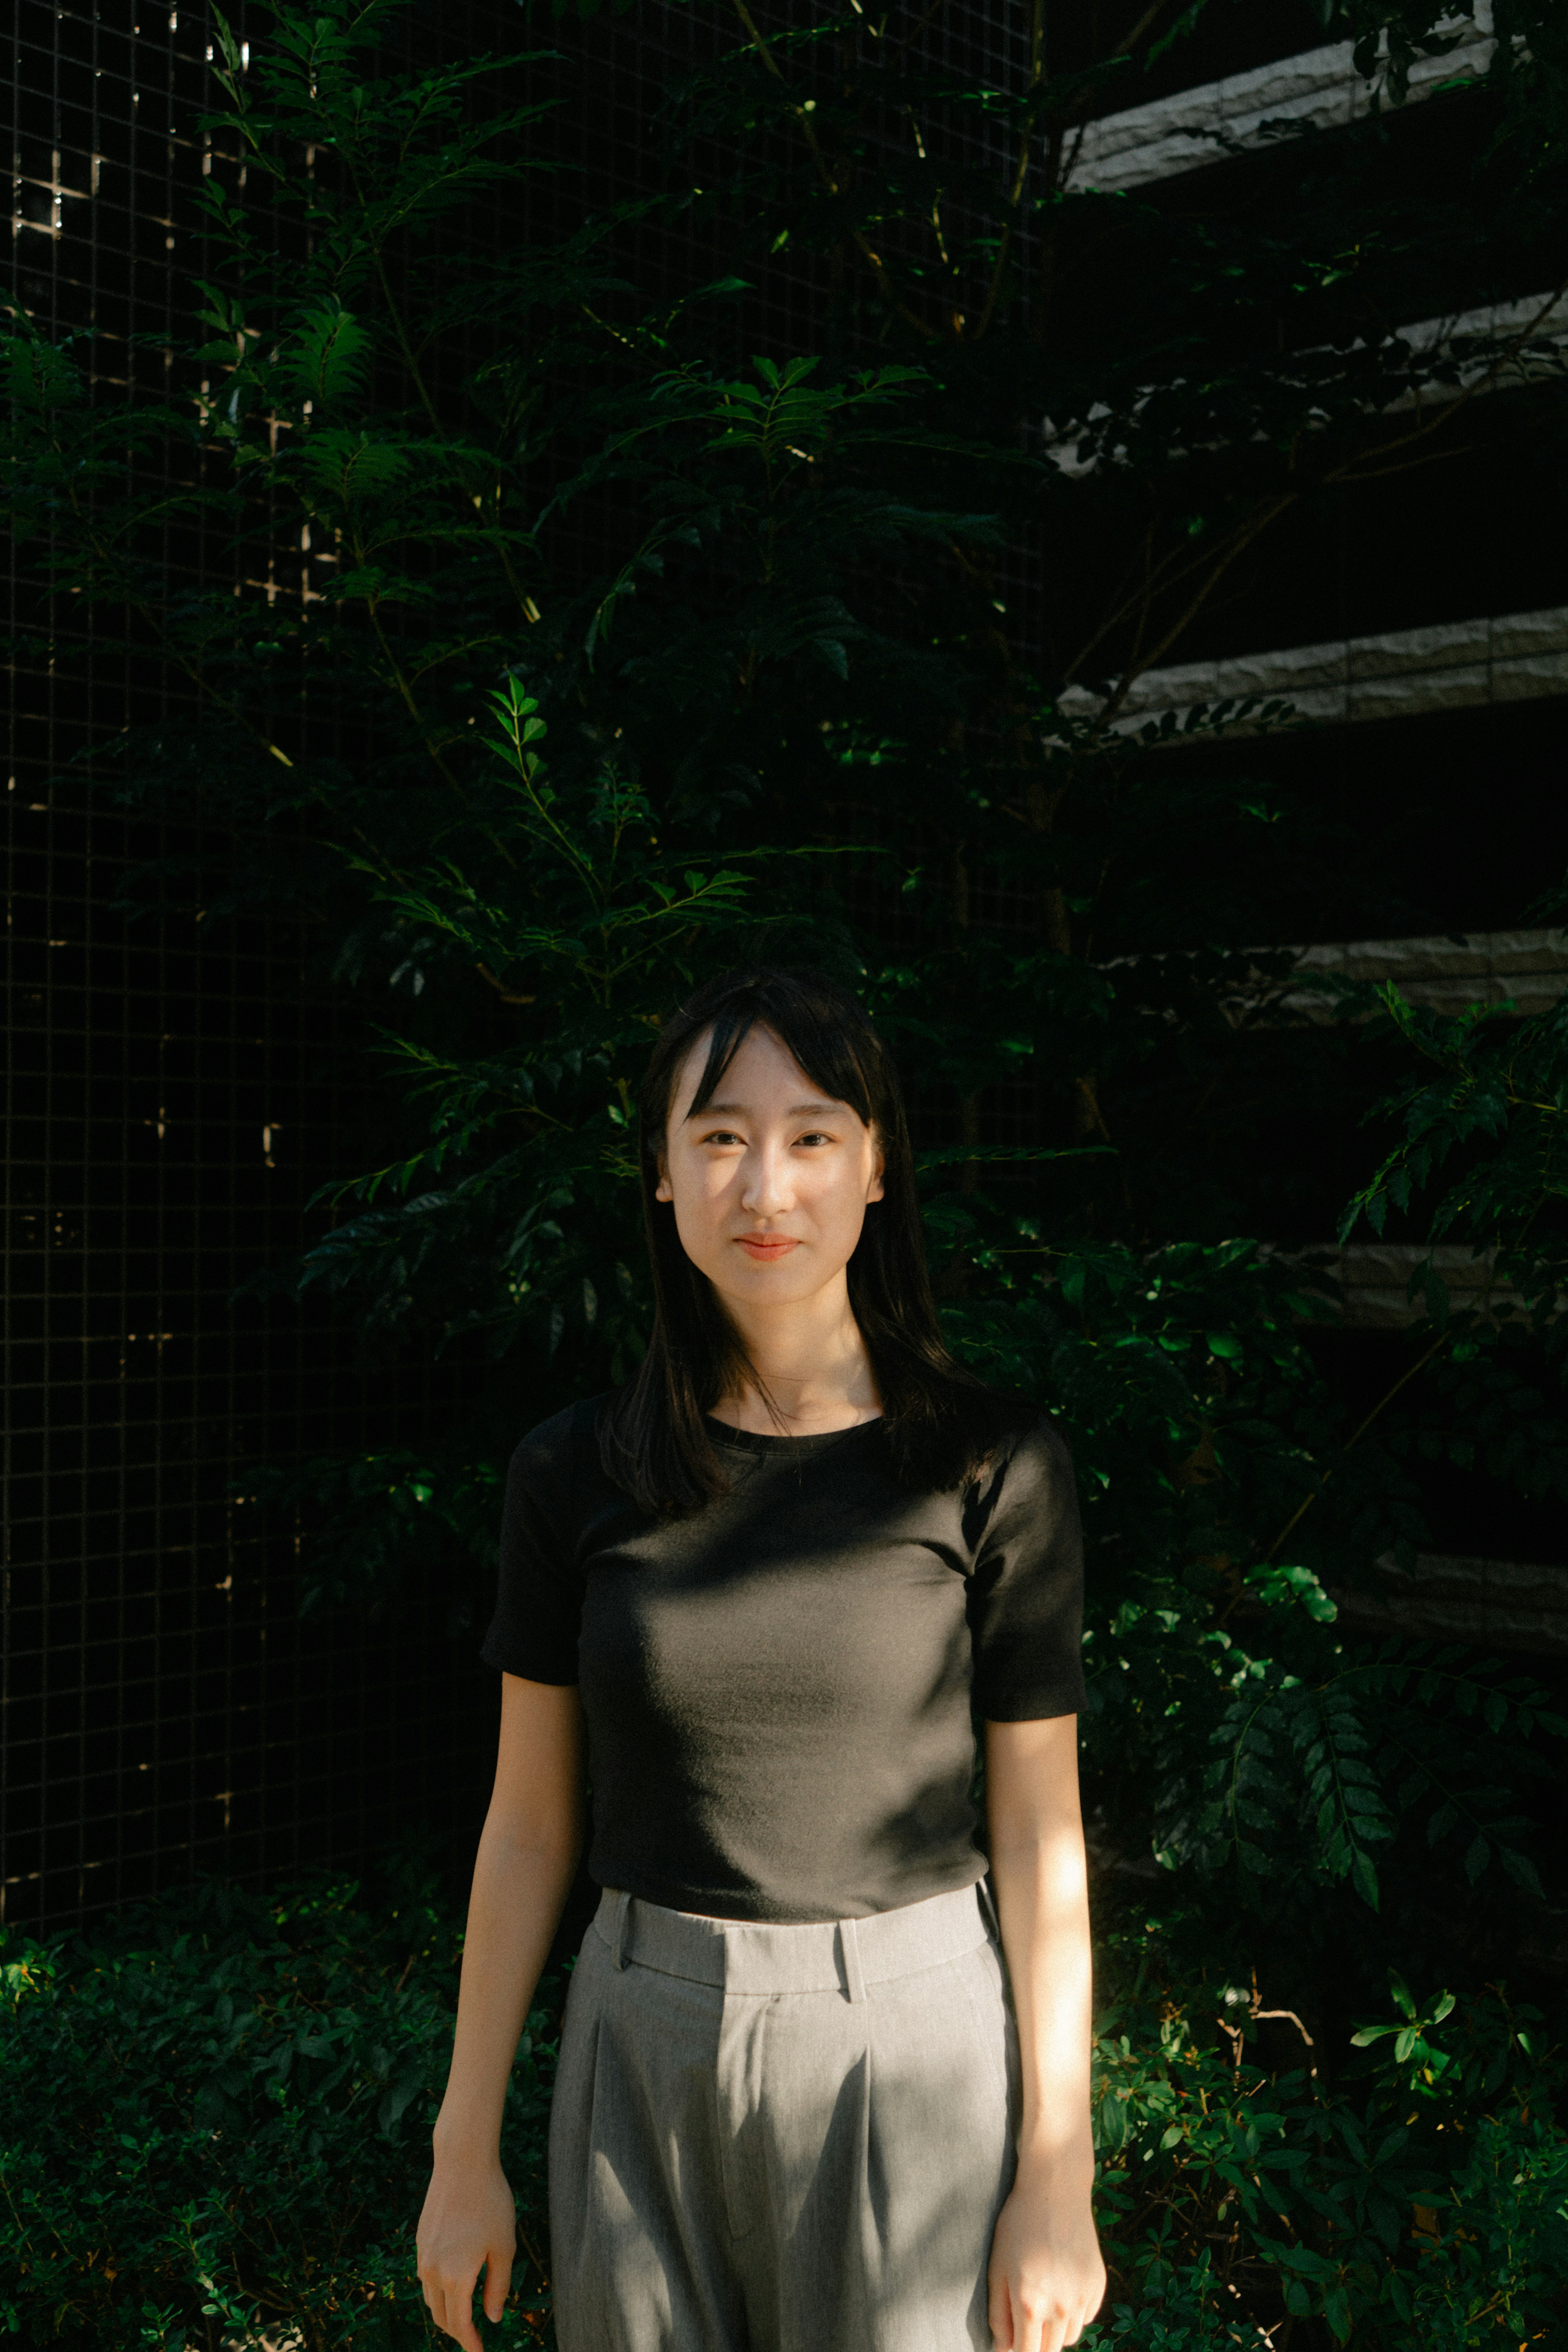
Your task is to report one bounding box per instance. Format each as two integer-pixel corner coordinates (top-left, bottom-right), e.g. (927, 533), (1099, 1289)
(709, 1260), (836, 1310)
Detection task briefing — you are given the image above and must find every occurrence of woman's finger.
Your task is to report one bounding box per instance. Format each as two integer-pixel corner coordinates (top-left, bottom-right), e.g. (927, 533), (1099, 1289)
(483, 2243), (514, 2324)
(989, 2267), (1015, 2348)
(418, 2271), (443, 2336)
(437, 2275), (486, 2352)
(992, 2267), (1020, 2342)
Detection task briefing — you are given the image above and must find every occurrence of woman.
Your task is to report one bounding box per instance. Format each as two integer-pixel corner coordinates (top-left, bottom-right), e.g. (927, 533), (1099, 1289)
(417, 966), (1105, 2352)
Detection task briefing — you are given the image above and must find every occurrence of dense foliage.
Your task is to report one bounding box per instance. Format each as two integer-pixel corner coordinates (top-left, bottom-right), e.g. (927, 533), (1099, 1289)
(5, 0), (1568, 2341)
(0, 1870), (558, 2351)
(3, 1866), (1566, 2350)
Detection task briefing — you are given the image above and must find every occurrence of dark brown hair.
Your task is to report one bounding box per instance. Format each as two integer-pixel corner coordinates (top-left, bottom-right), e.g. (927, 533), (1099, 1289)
(597, 964), (1004, 1514)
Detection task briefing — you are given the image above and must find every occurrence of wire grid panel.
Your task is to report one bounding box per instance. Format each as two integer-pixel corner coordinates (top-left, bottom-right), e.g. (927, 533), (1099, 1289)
(3, 0), (492, 1930)
(548, 0), (1048, 1157)
(3, 0), (1047, 1928)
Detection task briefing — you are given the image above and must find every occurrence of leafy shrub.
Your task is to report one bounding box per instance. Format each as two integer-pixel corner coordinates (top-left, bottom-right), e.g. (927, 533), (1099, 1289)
(1084, 1937), (1568, 2348)
(5, 1873), (1566, 2350)
(0, 1870), (557, 2352)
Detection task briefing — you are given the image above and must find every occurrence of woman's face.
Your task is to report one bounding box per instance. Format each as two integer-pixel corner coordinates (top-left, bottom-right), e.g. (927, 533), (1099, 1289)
(656, 1024), (885, 1312)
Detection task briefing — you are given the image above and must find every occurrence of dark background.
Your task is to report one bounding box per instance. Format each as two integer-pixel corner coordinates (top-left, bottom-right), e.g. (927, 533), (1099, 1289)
(5, 0), (1566, 1930)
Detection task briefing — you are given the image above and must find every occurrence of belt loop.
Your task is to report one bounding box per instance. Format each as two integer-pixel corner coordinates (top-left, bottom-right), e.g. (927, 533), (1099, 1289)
(838, 1917), (868, 2005)
(610, 1889), (632, 1971)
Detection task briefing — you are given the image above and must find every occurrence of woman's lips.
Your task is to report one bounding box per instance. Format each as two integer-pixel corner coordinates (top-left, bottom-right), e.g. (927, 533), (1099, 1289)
(735, 1235), (800, 1260)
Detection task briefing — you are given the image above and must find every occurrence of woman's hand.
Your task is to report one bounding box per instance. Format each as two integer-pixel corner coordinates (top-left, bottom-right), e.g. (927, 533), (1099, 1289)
(416, 2151), (517, 2351)
(987, 2165), (1107, 2352)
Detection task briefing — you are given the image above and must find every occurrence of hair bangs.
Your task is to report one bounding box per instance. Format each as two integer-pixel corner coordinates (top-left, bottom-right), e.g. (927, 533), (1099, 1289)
(682, 986), (875, 1132)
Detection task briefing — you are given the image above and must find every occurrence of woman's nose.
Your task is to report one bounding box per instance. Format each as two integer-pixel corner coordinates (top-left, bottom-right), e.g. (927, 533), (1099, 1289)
(740, 1145), (790, 1217)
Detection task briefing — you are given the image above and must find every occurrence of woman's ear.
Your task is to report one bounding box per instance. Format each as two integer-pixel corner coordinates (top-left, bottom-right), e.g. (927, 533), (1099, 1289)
(655, 1154), (673, 1204)
(866, 1138), (885, 1204)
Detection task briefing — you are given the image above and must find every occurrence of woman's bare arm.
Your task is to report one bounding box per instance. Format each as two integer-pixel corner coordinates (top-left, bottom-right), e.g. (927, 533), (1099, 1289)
(984, 1714), (1106, 2352)
(417, 1674), (585, 2352)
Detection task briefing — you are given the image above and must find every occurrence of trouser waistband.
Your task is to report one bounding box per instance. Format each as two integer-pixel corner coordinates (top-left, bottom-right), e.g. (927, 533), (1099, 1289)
(588, 1880), (994, 2002)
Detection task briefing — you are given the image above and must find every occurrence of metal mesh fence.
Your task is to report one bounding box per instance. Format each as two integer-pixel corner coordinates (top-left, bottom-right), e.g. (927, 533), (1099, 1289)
(2, 0), (1045, 1929)
(4, 0), (497, 1930)
(4, 0), (1353, 1928)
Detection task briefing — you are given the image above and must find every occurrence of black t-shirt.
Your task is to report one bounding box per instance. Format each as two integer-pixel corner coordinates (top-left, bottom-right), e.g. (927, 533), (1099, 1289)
(480, 1397), (1086, 1924)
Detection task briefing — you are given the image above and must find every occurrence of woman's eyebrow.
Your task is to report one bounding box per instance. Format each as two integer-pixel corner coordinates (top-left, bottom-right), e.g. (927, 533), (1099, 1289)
(686, 1098), (840, 1121)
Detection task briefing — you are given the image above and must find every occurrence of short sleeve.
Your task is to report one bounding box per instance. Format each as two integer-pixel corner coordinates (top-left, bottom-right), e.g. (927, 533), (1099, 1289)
(479, 1408), (588, 1684)
(967, 1415), (1087, 1721)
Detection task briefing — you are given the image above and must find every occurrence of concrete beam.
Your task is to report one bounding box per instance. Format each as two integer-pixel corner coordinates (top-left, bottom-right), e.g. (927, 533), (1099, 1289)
(1057, 605), (1568, 735)
(1067, 4), (1495, 194)
(1336, 1550), (1568, 1655)
(1238, 929), (1568, 1025)
(1043, 291), (1568, 478)
(1106, 929), (1567, 1026)
(1330, 1242), (1531, 1327)
(1392, 289), (1568, 379)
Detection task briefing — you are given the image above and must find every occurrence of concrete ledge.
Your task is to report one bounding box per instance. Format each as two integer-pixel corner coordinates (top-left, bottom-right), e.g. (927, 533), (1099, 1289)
(1042, 290), (1568, 479)
(1388, 291), (1568, 405)
(1068, 4), (1495, 193)
(1108, 928), (1567, 1026)
(1246, 1240), (1550, 1329)
(1335, 1550), (1568, 1655)
(1058, 606), (1568, 734)
(1275, 929), (1568, 1023)
(1322, 1242), (1565, 1329)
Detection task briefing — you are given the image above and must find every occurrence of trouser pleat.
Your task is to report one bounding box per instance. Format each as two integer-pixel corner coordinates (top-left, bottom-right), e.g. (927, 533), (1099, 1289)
(548, 1888), (1017, 2352)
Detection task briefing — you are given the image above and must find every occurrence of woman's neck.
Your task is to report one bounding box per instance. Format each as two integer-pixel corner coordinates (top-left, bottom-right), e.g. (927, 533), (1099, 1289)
(709, 1279), (882, 1436)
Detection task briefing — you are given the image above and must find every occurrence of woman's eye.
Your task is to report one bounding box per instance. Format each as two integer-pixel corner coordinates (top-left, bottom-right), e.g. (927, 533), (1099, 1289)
(796, 1131), (834, 1148)
(702, 1129), (744, 1147)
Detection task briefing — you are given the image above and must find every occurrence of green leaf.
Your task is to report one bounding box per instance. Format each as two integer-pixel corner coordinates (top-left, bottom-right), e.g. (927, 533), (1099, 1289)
(278, 297), (374, 412)
(1500, 1846), (1544, 1897)
(295, 429), (413, 508)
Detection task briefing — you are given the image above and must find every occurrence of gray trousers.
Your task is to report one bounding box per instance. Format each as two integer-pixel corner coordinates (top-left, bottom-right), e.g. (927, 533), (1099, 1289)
(548, 1882), (1019, 2352)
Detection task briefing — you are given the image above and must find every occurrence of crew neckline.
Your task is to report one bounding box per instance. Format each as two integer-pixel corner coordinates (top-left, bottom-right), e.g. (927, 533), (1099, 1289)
(704, 1413), (885, 1456)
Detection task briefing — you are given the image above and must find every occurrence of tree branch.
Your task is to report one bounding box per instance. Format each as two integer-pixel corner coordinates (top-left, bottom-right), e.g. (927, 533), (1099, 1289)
(728, 0), (942, 341)
(1263, 1323), (1456, 1563)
